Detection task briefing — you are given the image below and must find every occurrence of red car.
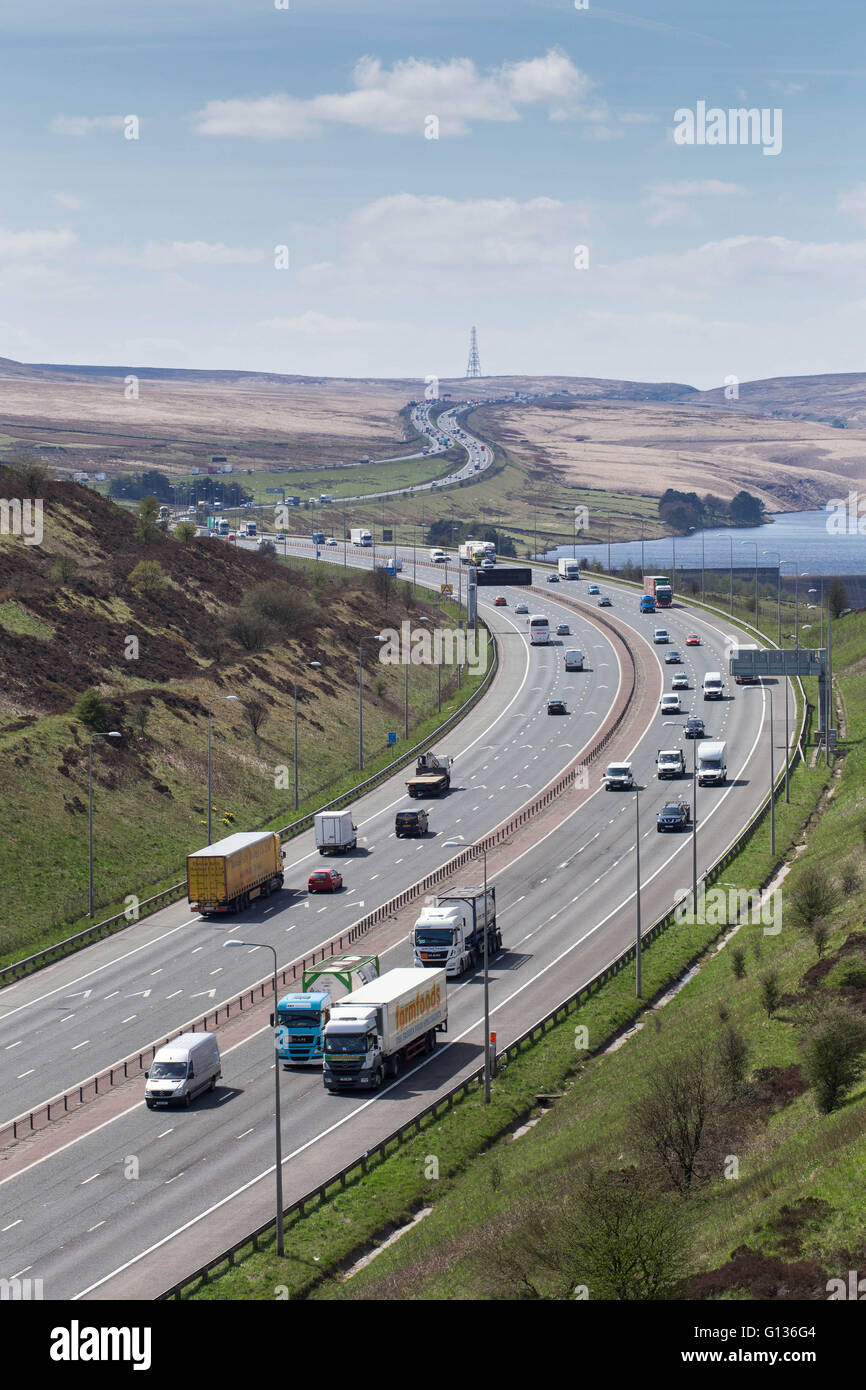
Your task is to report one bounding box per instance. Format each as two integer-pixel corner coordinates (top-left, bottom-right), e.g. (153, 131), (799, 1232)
(493, 595), (507, 606)
(685, 634), (701, 646)
(308, 868), (342, 893)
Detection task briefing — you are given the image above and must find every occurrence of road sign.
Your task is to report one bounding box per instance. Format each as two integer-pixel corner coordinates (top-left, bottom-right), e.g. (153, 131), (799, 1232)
(265, 488), (280, 494)
(474, 566), (533, 586)
(440, 583), (453, 597)
(729, 648), (824, 677)
(387, 731), (397, 745)
(382, 528), (393, 542)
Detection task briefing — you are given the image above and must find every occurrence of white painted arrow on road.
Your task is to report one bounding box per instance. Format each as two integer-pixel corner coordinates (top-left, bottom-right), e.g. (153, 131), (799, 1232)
(190, 990), (217, 1000)
(126, 990), (151, 999)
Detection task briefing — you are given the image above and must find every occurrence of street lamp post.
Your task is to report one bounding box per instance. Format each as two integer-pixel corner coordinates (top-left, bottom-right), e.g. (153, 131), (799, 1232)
(738, 541), (759, 630)
(358, 634), (387, 770)
(444, 837), (491, 1101)
(762, 550), (782, 646)
(728, 536), (734, 615)
(635, 789), (642, 998)
(292, 663), (322, 810)
(207, 696), (239, 844)
(769, 685), (776, 854)
(692, 737), (699, 915)
(89, 730), (122, 917)
(224, 941), (283, 1256)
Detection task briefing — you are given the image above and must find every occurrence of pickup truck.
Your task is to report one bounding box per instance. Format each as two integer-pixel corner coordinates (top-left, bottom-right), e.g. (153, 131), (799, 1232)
(656, 749), (686, 779)
(657, 799), (690, 832)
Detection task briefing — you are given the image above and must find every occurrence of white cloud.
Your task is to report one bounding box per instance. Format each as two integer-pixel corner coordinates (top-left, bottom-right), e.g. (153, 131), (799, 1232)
(137, 241), (266, 269)
(298, 194), (593, 296)
(0, 227), (77, 261)
(643, 179), (747, 228)
(50, 192), (86, 211)
(255, 311), (370, 335)
(192, 49), (602, 139)
(837, 184), (866, 227)
(50, 114), (126, 136)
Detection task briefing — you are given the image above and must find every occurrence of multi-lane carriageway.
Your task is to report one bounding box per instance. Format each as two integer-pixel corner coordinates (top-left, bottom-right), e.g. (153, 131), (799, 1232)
(0, 546), (792, 1300)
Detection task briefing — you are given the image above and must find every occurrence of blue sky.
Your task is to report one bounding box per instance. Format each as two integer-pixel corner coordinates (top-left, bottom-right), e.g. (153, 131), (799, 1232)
(2, 0), (866, 386)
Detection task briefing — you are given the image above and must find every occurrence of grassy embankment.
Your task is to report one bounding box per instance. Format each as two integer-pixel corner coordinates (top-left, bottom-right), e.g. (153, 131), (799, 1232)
(0, 475), (488, 966)
(185, 615), (860, 1304)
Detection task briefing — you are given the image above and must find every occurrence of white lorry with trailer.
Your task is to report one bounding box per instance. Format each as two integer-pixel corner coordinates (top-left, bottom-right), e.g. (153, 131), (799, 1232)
(458, 540), (484, 564)
(350, 527), (372, 547)
(558, 558), (580, 579)
(314, 809), (358, 854)
(322, 968), (447, 1090)
(697, 740), (727, 786)
(411, 885), (499, 977)
(656, 749), (686, 779)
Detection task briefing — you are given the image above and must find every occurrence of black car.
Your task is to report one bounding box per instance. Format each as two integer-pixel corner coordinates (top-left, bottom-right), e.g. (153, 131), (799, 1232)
(684, 717), (705, 739)
(657, 799), (690, 831)
(547, 698), (568, 715)
(664, 650), (682, 664)
(395, 808), (429, 837)
(546, 573), (560, 583)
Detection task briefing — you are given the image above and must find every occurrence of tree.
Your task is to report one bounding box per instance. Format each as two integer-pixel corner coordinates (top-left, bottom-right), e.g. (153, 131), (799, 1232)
(73, 688), (110, 732)
(717, 1024), (750, 1102)
(128, 559), (167, 597)
(828, 578), (849, 618)
(789, 865), (838, 932)
(242, 698), (268, 739)
(728, 490), (764, 526)
(135, 496), (161, 544)
(173, 521), (197, 543)
(759, 968), (781, 1019)
(487, 1166), (687, 1301)
(51, 554), (79, 585)
(10, 452), (48, 492)
(800, 1006), (866, 1114)
(633, 1047), (720, 1192)
(227, 609), (275, 651)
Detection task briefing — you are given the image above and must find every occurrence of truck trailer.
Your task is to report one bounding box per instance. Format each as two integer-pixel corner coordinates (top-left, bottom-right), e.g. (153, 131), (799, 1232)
(187, 831), (283, 915)
(406, 751), (452, 797)
(323, 968), (448, 1090)
(411, 885), (499, 977)
(558, 558), (580, 579)
(697, 740), (727, 786)
(350, 527), (372, 547)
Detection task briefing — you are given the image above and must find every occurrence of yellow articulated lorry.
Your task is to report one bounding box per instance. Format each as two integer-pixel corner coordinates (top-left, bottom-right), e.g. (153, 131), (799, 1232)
(187, 830), (283, 915)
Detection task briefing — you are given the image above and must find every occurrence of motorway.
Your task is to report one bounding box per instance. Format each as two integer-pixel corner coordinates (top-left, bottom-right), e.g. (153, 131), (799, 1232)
(0, 536), (792, 1299)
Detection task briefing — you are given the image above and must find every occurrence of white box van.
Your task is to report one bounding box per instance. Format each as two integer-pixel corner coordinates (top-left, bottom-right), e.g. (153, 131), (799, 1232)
(145, 1033), (221, 1109)
(602, 761), (634, 790)
(697, 740), (727, 786)
(315, 809), (357, 854)
(702, 671), (724, 700)
(653, 629), (669, 644)
(564, 649), (584, 671)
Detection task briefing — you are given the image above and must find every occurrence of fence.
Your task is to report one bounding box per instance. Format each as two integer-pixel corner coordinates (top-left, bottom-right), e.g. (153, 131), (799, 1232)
(0, 602), (636, 1147)
(157, 594), (812, 1300)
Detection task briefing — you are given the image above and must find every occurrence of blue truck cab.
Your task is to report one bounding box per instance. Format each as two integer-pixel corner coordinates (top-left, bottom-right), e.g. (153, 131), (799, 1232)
(640, 595), (656, 613)
(276, 991), (331, 1064)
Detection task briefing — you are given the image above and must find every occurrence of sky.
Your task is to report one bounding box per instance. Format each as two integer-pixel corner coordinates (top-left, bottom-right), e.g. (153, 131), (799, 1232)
(2, 0), (866, 387)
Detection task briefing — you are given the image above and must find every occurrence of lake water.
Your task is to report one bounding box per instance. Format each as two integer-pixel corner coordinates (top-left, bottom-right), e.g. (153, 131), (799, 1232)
(544, 508), (866, 577)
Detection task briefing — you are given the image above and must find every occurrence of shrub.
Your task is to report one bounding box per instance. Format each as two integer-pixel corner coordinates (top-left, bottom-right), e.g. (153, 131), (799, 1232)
(717, 1025), (750, 1101)
(73, 688), (110, 732)
(800, 1006), (866, 1114)
(173, 522), (198, 543)
(731, 945), (747, 980)
(840, 860), (861, 896)
(759, 969), (781, 1019)
(135, 496), (161, 544)
(51, 554), (79, 585)
(128, 560), (167, 597)
(227, 609), (275, 652)
(789, 865), (838, 931)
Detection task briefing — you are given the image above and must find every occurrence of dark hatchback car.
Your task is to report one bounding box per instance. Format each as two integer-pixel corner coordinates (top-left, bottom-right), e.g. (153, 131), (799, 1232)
(395, 808), (429, 837)
(684, 717), (706, 739)
(657, 799), (690, 832)
(547, 698), (568, 715)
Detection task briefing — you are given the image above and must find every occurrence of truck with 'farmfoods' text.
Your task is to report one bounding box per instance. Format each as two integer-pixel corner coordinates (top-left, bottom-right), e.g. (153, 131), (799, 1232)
(411, 885), (499, 977)
(644, 574), (673, 608)
(187, 831), (283, 915)
(323, 968), (448, 1090)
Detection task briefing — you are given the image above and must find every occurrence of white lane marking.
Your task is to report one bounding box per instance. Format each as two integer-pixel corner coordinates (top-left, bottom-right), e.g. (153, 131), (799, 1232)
(121, 1015), (136, 1024)
(4, 1040), (21, 1050)
(16, 1069), (35, 1079)
(72, 1040), (89, 1051)
(80, 1172), (100, 1185)
(2, 1219), (22, 1231)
